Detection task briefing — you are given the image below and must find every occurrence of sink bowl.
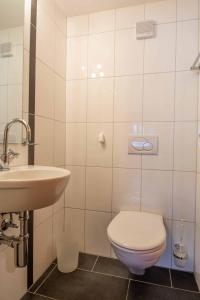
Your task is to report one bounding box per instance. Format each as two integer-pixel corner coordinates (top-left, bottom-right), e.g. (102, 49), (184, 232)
(0, 165), (71, 213)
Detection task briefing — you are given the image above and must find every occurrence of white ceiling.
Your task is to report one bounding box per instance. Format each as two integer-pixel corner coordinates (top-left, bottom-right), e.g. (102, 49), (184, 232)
(0, 0), (24, 30)
(59, 0), (162, 16)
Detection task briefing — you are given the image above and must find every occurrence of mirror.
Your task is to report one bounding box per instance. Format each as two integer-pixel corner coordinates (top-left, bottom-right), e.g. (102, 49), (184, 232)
(0, 0), (24, 143)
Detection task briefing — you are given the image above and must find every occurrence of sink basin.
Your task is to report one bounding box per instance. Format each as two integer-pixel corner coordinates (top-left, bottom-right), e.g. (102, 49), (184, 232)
(0, 165), (71, 213)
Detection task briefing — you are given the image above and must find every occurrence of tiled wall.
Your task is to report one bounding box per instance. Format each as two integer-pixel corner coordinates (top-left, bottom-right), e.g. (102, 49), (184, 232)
(195, 6), (200, 287)
(0, 26), (23, 142)
(0, 1), (31, 299)
(65, 0), (199, 272)
(33, 0), (67, 282)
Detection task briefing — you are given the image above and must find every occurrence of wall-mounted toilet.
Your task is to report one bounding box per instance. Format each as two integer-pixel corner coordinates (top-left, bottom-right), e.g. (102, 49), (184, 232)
(107, 211), (166, 275)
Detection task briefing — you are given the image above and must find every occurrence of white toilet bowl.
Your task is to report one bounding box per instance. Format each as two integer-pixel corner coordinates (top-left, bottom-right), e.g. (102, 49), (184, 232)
(107, 211), (166, 275)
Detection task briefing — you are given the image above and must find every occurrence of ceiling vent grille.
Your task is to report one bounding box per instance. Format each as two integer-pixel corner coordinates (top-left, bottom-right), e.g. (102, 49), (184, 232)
(0, 42), (12, 58)
(136, 21), (156, 40)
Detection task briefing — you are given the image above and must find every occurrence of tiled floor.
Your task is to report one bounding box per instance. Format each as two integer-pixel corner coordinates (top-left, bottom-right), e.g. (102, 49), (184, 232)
(22, 253), (200, 300)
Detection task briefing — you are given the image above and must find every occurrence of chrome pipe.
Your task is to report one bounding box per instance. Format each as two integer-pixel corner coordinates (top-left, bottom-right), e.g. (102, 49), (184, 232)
(15, 211), (29, 268)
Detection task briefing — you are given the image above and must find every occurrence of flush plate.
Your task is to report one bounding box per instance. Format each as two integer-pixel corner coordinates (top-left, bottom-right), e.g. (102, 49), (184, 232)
(128, 135), (158, 155)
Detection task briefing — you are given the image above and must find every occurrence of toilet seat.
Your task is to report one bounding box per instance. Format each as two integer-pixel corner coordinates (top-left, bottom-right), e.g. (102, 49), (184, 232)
(107, 211), (166, 251)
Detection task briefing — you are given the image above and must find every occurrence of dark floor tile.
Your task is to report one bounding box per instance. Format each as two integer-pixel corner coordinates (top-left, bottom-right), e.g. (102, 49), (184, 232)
(78, 252), (97, 271)
(29, 263), (56, 292)
(171, 270), (199, 292)
(93, 256), (130, 278)
(21, 292), (47, 300)
(38, 268), (128, 300)
(128, 281), (200, 300)
(131, 266), (171, 287)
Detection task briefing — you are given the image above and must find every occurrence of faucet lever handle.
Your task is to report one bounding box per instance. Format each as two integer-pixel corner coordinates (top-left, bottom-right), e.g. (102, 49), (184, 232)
(22, 139), (38, 146)
(7, 149), (20, 161)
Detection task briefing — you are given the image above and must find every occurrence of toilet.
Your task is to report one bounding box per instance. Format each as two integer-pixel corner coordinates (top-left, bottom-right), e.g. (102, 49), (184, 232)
(107, 211), (166, 275)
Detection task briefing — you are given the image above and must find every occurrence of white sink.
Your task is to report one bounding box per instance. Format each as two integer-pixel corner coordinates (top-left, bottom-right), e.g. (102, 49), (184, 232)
(0, 165), (71, 213)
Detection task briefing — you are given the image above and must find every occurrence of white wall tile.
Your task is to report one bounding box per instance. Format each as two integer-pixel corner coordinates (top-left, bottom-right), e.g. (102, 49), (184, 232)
(0, 247), (27, 300)
(54, 121), (66, 166)
(172, 221), (195, 272)
(66, 123), (86, 165)
(36, 7), (55, 69)
(86, 167), (112, 211)
(66, 80), (87, 122)
(114, 75), (143, 122)
(0, 86), (7, 123)
(34, 206), (53, 228)
(54, 27), (66, 78)
(88, 32), (114, 78)
(142, 170), (173, 219)
(87, 78), (114, 122)
(7, 85), (22, 120)
(145, 0), (176, 24)
(65, 208), (85, 252)
(67, 15), (89, 37)
(89, 10), (115, 34)
(86, 123), (113, 167)
(53, 193), (65, 214)
(33, 217), (53, 281)
(9, 26), (23, 45)
(174, 122), (197, 171)
(156, 219), (172, 268)
(115, 28), (144, 76)
(176, 20), (198, 71)
(116, 5), (145, 30)
(144, 23), (176, 73)
(0, 56), (8, 85)
(112, 168), (141, 212)
(52, 209), (65, 259)
(66, 123), (86, 166)
(142, 122), (174, 170)
(8, 45), (23, 84)
(85, 210), (111, 256)
(143, 73), (175, 122)
(177, 0), (199, 21)
(35, 117), (54, 166)
(24, 0), (31, 52)
(113, 123), (142, 169)
(37, 0), (55, 21)
(175, 71), (198, 121)
(196, 173), (200, 225)
(195, 224), (200, 288)
(54, 74), (66, 122)
(65, 166), (86, 209)
(55, 4), (67, 35)
(35, 60), (54, 119)
(173, 171), (196, 222)
(22, 50), (29, 114)
(197, 123), (200, 173)
(0, 29), (9, 43)
(66, 36), (88, 80)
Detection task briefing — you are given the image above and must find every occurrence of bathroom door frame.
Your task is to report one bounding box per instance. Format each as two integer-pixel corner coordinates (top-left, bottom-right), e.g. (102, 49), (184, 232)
(27, 0), (37, 288)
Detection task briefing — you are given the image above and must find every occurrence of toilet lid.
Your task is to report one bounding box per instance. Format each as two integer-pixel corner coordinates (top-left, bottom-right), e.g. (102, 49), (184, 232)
(107, 211), (166, 251)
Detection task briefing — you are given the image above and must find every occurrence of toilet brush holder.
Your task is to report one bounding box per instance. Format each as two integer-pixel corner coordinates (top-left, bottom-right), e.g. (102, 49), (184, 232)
(173, 243), (188, 268)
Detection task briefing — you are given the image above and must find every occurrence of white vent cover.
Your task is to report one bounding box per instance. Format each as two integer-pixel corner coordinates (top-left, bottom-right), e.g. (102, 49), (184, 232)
(136, 21), (156, 40)
(0, 42), (12, 57)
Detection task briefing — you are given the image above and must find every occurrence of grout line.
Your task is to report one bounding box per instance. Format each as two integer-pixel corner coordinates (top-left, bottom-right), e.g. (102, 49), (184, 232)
(78, 266), (200, 294)
(169, 268), (173, 287)
(66, 70), (195, 82)
(91, 256), (99, 271)
(93, 270), (129, 280)
(130, 279), (200, 294)
(66, 18), (199, 39)
(126, 280), (131, 300)
(34, 264), (57, 294)
(33, 292), (59, 300)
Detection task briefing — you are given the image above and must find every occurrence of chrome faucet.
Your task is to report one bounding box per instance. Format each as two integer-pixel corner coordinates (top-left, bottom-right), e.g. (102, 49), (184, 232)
(0, 118), (32, 171)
